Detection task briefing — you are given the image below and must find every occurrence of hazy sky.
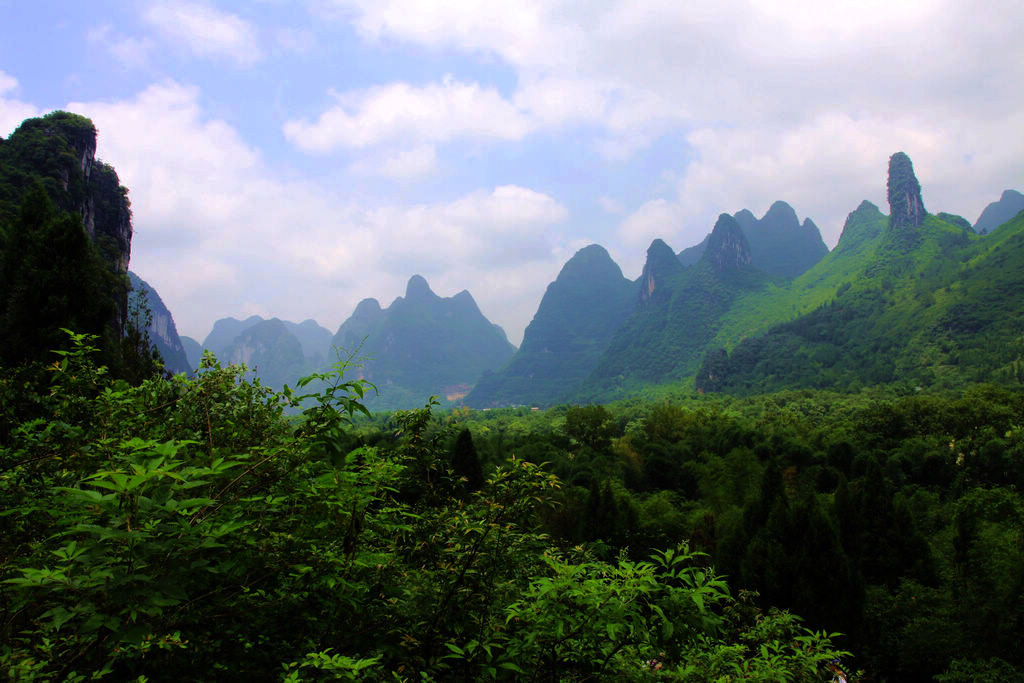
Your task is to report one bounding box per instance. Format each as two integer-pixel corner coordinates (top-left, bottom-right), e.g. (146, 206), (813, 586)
(1, 1), (1021, 345)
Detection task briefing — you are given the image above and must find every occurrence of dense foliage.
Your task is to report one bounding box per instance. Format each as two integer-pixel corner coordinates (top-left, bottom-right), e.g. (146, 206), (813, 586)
(430, 385), (1024, 680)
(1, 338), (852, 680)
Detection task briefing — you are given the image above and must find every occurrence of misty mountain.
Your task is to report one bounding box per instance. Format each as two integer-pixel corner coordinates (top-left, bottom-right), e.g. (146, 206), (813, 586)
(974, 189), (1024, 234)
(333, 275), (516, 410)
(676, 201), (827, 278)
(199, 315), (333, 391)
(180, 335), (202, 371)
(220, 318), (311, 391)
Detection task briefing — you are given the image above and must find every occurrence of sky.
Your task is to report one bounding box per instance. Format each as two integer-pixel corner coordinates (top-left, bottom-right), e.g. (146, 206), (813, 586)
(1, 1), (1022, 346)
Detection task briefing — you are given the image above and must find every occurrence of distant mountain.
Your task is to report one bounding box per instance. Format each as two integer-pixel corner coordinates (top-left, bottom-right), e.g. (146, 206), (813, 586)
(466, 245), (635, 407)
(201, 315), (332, 391)
(285, 319), (333, 367)
(333, 275), (516, 410)
(221, 319), (310, 391)
(697, 152), (1024, 393)
(202, 316), (266, 362)
(974, 189), (1024, 234)
(128, 272), (190, 375)
(180, 336), (202, 371)
(580, 216), (771, 401)
(676, 201), (827, 278)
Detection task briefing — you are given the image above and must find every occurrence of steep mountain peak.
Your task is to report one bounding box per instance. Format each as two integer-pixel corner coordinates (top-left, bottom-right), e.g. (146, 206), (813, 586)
(834, 201), (885, 253)
(703, 213), (752, 272)
(733, 209), (758, 231)
(352, 298), (382, 317)
(763, 200), (799, 227)
(974, 189), (1024, 234)
(405, 274), (437, 302)
(640, 238), (684, 304)
(887, 151), (926, 230)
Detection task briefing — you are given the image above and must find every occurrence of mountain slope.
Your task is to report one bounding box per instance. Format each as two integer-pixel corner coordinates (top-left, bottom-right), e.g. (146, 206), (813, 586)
(466, 245), (635, 407)
(580, 217), (772, 400)
(180, 336), (202, 371)
(974, 189), (1024, 234)
(698, 154), (1021, 393)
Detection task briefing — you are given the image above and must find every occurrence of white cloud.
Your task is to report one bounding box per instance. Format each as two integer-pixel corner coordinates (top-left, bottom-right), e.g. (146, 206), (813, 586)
(597, 196), (624, 215)
(88, 24), (155, 69)
(145, 2), (262, 66)
(66, 83), (568, 345)
(320, 0), (1024, 228)
(0, 72), (40, 137)
(617, 198), (688, 258)
(284, 78), (532, 152)
(349, 144), (438, 179)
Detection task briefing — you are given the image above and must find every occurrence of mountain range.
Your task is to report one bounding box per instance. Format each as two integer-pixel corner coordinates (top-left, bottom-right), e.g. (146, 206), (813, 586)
(5, 110), (1023, 410)
(101, 153), (1024, 409)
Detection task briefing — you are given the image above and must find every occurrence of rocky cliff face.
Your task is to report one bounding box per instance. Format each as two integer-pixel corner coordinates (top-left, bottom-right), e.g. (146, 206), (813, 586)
(639, 239), (684, 305)
(703, 213), (752, 272)
(128, 271), (191, 375)
(1, 112), (134, 334)
(887, 151), (926, 230)
(3, 112), (133, 275)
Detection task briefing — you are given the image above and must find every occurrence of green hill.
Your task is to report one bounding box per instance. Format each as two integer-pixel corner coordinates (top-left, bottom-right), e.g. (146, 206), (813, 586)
(580, 216), (774, 401)
(698, 157), (1024, 394)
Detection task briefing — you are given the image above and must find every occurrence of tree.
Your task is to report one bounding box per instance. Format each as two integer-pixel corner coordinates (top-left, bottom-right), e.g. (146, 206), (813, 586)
(451, 427), (484, 493)
(0, 184), (115, 366)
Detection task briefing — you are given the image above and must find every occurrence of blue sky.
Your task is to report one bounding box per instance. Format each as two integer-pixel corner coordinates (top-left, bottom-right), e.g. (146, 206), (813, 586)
(2, 0), (1022, 345)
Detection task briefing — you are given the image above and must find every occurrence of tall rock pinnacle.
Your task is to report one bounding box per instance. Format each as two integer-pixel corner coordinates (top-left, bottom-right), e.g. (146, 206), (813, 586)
(703, 213), (752, 272)
(887, 151), (926, 230)
(639, 239), (684, 304)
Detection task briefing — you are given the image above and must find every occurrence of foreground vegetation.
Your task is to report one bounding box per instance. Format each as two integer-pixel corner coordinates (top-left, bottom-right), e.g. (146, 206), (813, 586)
(1, 335), (853, 681)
